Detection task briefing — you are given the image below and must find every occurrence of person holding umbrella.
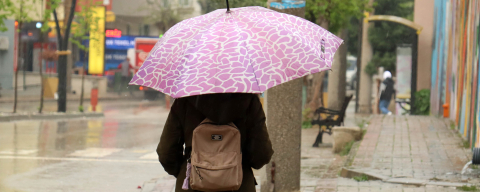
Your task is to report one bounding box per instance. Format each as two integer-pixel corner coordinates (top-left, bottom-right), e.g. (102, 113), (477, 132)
(130, 2), (342, 191)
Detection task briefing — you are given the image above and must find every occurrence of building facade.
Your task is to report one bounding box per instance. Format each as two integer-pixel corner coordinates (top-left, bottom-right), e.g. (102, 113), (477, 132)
(106, 0), (202, 37)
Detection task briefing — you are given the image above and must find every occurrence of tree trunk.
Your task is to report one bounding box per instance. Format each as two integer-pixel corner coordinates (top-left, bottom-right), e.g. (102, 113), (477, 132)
(306, 19), (329, 112)
(39, 43), (44, 113)
(13, 0), (25, 113)
(13, 22), (23, 113)
(79, 52), (87, 112)
(13, 60), (19, 113)
(308, 71), (326, 109)
(327, 28), (348, 111)
(23, 49), (26, 90)
(54, 0), (77, 112)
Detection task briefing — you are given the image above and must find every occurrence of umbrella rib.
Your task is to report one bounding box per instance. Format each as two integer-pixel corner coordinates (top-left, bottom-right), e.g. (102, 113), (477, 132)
(171, 13), (226, 97)
(230, 12), (262, 93)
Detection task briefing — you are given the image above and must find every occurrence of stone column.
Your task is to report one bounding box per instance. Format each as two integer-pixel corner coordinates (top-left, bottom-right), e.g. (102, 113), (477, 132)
(264, 79), (303, 192)
(358, 5), (375, 114)
(262, 2), (304, 192)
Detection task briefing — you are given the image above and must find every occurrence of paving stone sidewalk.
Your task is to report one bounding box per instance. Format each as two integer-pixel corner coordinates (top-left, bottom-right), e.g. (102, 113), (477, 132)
(351, 116), (475, 184)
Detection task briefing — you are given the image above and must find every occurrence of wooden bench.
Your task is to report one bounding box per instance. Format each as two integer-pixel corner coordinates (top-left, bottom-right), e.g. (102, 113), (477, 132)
(311, 95), (353, 147)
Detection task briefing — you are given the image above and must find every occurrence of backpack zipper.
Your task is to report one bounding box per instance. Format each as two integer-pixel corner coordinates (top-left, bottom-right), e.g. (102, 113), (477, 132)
(193, 165), (204, 180)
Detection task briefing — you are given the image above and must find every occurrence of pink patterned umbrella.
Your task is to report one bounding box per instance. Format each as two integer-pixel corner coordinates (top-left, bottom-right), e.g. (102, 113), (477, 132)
(129, 6), (343, 98)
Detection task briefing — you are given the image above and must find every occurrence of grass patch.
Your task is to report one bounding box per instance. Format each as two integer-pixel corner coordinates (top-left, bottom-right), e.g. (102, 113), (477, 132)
(472, 165), (479, 169)
(457, 185), (478, 191)
(340, 141), (355, 156)
(450, 122), (456, 130)
(302, 108), (312, 129)
(353, 175), (369, 182)
(357, 119), (368, 129)
(462, 140), (470, 149)
(357, 122), (365, 129)
(362, 129), (367, 139)
(302, 121), (312, 129)
(430, 177), (441, 181)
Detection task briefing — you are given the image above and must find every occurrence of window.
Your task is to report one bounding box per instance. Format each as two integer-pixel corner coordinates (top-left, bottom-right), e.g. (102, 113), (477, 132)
(144, 25), (150, 36)
(181, 0), (190, 6)
(162, 0), (170, 7)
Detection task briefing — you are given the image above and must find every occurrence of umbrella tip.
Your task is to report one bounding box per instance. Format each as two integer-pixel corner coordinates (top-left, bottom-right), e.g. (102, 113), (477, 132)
(226, 0), (230, 13)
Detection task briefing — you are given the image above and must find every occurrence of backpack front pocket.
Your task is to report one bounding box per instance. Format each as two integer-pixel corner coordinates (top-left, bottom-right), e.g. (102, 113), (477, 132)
(190, 151), (242, 191)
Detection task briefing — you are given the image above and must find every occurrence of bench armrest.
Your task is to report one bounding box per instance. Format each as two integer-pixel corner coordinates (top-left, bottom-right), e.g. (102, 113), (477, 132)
(314, 107), (341, 115)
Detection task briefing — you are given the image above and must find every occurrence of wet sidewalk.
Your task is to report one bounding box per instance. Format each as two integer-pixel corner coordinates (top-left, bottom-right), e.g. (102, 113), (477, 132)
(0, 87), (144, 104)
(351, 116), (475, 182)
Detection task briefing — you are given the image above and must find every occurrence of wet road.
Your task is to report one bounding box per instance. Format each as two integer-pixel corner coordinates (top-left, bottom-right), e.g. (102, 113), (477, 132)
(0, 100), (171, 192)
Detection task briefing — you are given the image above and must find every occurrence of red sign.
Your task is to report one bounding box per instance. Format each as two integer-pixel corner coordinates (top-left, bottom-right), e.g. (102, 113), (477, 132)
(106, 29), (121, 37)
(74, 0), (112, 12)
(134, 38), (158, 73)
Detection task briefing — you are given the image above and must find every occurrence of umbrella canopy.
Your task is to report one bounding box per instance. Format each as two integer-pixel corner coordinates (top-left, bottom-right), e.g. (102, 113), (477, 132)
(130, 6), (343, 98)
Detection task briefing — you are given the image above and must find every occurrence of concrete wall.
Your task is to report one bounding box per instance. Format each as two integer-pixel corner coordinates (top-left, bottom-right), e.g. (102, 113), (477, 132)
(0, 20), (15, 90)
(414, 0), (434, 90)
(16, 72), (108, 97)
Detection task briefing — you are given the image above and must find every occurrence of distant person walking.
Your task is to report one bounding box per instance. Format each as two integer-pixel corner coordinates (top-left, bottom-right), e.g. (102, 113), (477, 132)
(379, 71), (395, 115)
(117, 58), (134, 96)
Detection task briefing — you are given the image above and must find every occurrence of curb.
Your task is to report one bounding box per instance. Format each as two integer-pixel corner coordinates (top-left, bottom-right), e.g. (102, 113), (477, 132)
(340, 168), (474, 188)
(0, 112), (104, 122)
(0, 96), (144, 103)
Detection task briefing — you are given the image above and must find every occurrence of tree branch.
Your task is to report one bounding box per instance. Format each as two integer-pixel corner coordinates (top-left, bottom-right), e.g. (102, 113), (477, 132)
(53, 9), (63, 48)
(62, 0), (77, 50)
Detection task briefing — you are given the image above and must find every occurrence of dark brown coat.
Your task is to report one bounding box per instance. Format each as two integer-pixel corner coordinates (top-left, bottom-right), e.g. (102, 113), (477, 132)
(157, 93), (274, 192)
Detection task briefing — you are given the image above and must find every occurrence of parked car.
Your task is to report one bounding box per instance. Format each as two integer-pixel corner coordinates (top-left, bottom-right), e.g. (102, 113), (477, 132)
(346, 56), (357, 90)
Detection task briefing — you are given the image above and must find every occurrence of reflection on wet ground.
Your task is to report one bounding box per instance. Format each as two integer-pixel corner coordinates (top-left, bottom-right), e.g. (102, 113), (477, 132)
(0, 100), (170, 192)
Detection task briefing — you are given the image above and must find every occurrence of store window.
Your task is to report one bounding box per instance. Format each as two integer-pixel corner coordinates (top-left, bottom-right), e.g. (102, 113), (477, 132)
(144, 25), (150, 36)
(181, 0), (190, 6)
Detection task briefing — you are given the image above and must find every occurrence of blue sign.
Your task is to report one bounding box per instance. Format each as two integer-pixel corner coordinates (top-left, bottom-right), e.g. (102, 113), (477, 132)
(105, 49), (127, 63)
(105, 36), (135, 50)
(83, 35), (158, 50)
(270, 0), (305, 9)
(105, 49), (128, 70)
